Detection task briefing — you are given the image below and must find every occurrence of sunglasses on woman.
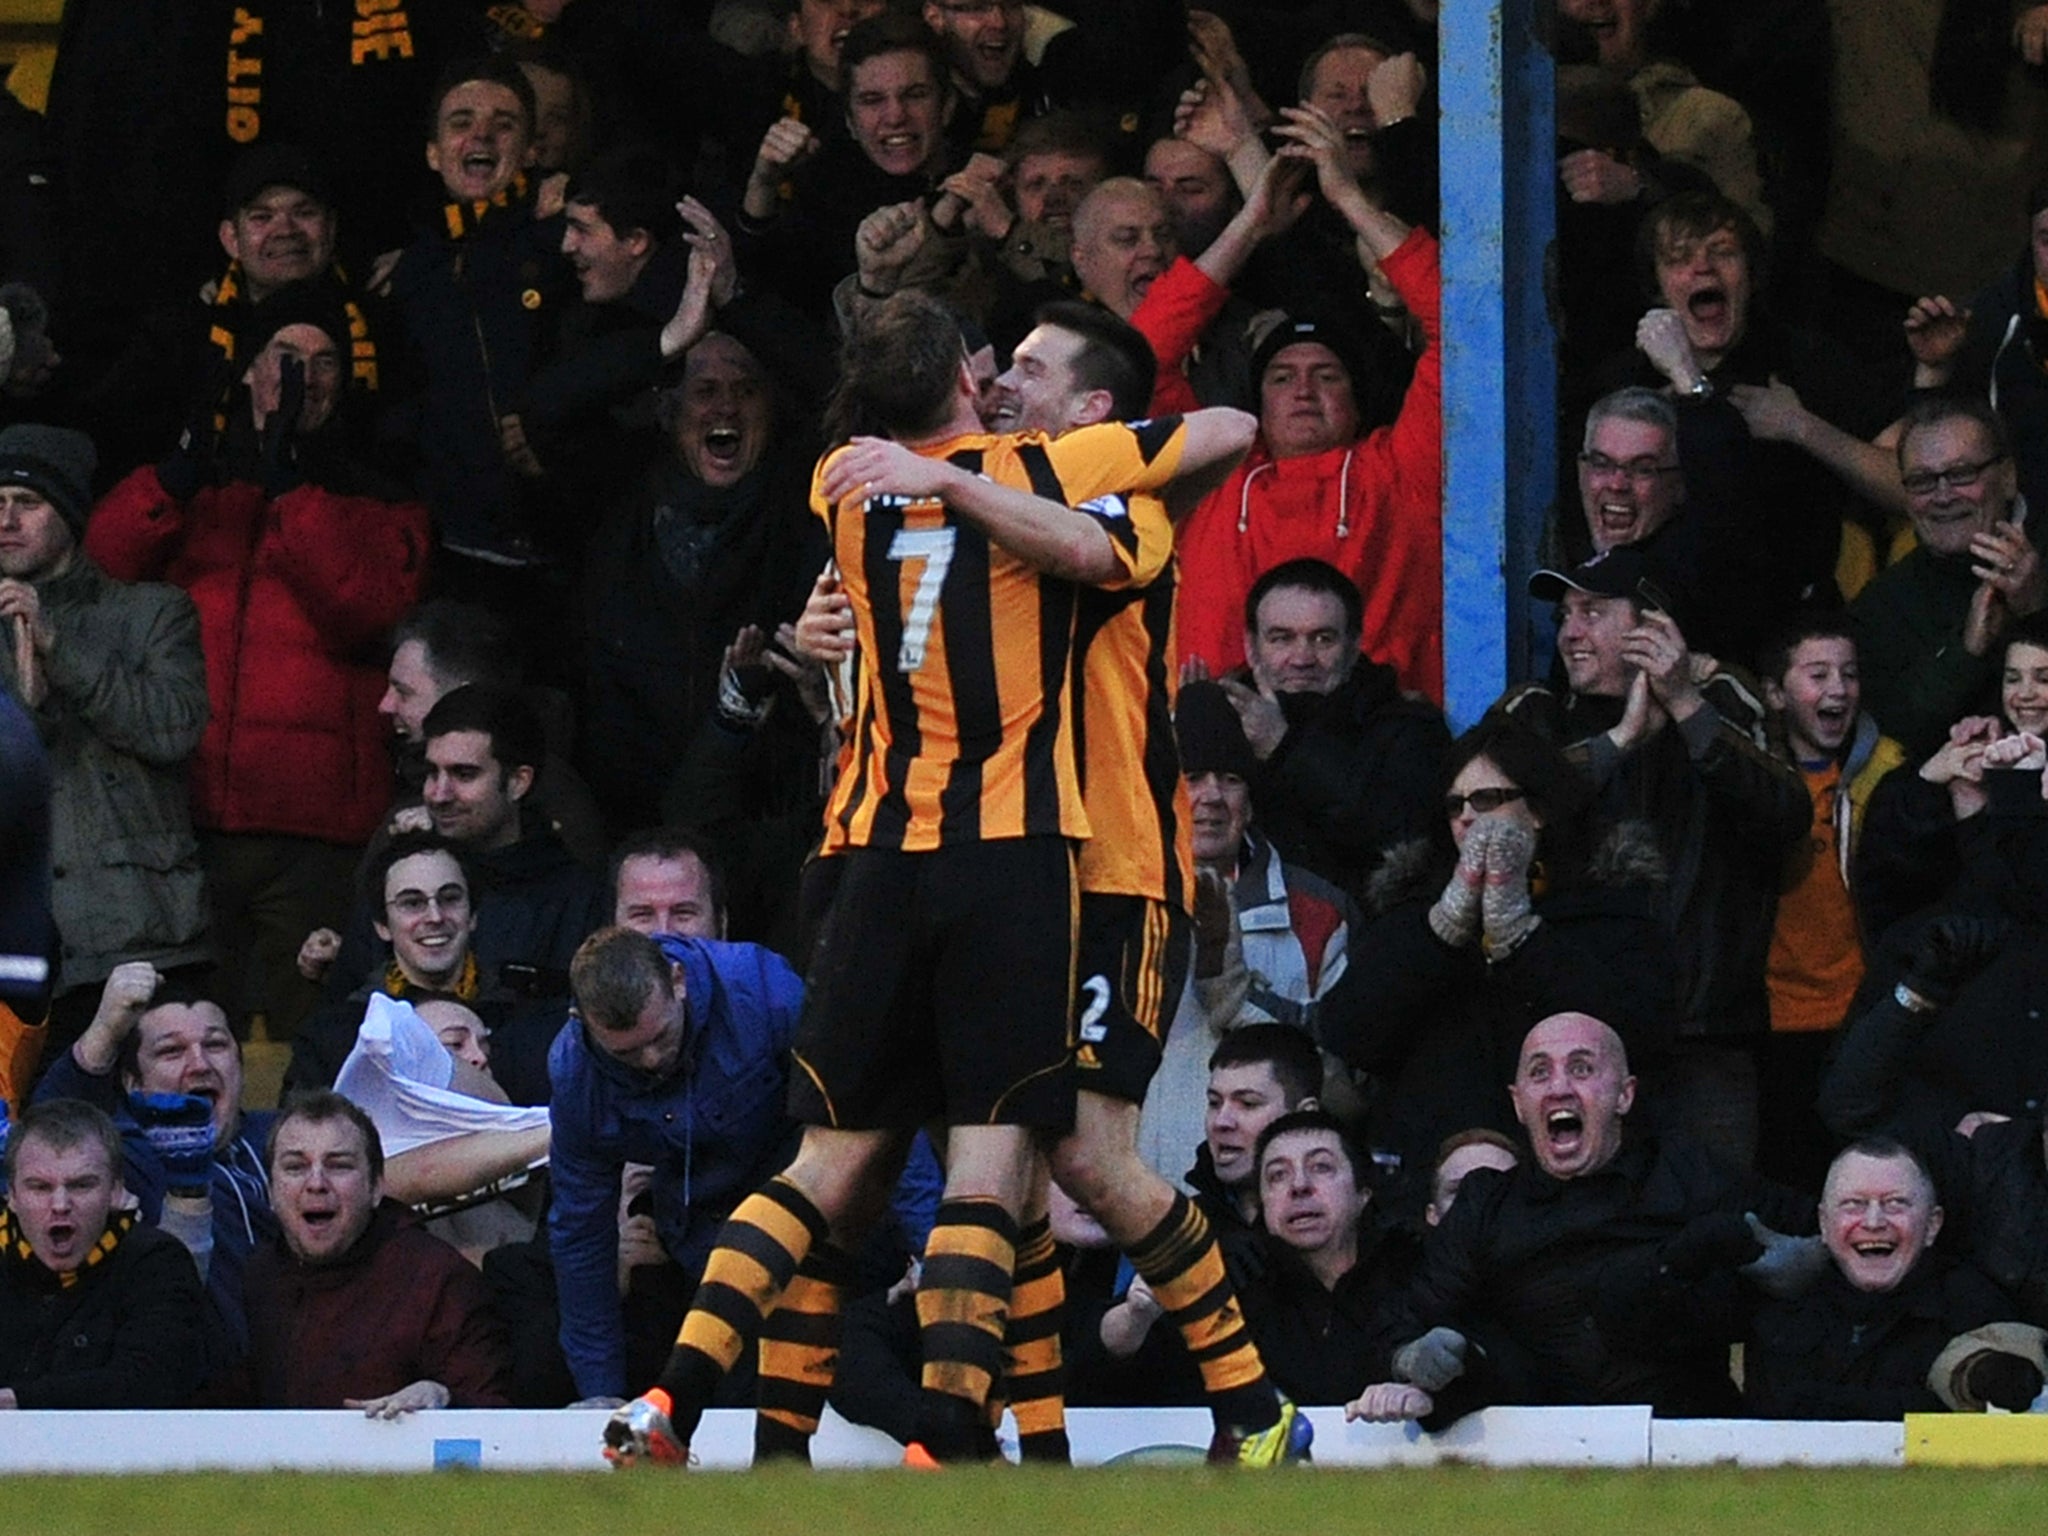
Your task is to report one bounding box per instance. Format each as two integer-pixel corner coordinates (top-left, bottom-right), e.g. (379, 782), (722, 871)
(1444, 787), (1526, 818)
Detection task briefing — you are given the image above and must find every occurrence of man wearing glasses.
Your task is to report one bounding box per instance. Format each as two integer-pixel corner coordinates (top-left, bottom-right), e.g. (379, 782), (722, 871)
(1850, 393), (2046, 757)
(1577, 386), (1689, 561)
(1571, 383), (1800, 665)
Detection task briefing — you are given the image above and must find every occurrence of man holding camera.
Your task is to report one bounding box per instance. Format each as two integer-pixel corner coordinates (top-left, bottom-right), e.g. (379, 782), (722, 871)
(88, 282), (430, 1044)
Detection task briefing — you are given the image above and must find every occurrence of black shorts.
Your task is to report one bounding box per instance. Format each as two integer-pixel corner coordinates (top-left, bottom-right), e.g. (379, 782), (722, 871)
(788, 838), (1078, 1131)
(1072, 894), (1190, 1104)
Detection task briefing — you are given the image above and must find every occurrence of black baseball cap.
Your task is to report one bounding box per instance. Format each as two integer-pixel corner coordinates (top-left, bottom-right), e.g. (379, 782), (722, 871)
(223, 143), (335, 216)
(1530, 542), (1696, 631)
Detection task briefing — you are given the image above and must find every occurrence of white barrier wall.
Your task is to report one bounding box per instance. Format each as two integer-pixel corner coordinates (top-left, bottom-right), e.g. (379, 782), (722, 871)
(0, 1406), (1912, 1473)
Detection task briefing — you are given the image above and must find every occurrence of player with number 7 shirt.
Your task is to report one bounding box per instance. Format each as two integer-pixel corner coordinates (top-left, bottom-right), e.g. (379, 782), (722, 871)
(601, 290), (1256, 1467)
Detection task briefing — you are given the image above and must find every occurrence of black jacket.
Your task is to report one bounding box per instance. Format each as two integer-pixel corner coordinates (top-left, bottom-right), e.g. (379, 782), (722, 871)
(1391, 1135), (1812, 1424)
(1498, 677), (1809, 1039)
(79, 264), (391, 487)
(580, 431), (826, 836)
(1945, 249), (2048, 531)
(732, 139), (948, 322)
(1928, 1114), (2048, 1328)
(939, 0), (1187, 160)
(1245, 659), (1451, 905)
(1853, 760), (1966, 958)
(1579, 317), (1895, 654)
(388, 182), (573, 562)
(1820, 934), (2048, 1144)
(1326, 823), (1674, 1187)
(1823, 771), (2048, 1133)
(1238, 1215), (1419, 1407)
(0, 1212), (210, 1407)
(1743, 1255), (2016, 1420)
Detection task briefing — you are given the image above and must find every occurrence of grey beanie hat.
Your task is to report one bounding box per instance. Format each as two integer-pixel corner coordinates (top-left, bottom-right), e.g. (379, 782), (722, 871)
(0, 424), (97, 540)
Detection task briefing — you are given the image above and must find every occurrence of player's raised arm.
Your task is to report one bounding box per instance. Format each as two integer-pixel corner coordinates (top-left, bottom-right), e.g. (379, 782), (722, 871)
(1168, 406), (1259, 513)
(1176, 406), (1259, 474)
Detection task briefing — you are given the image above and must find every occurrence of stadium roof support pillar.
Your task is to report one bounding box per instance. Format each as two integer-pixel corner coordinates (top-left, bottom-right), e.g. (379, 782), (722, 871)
(1439, 0), (1555, 728)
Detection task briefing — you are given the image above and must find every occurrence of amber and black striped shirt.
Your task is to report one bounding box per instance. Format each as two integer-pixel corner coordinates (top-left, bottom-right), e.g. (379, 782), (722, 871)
(811, 417), (1188, 853)
(1073, 503), (1194, 912)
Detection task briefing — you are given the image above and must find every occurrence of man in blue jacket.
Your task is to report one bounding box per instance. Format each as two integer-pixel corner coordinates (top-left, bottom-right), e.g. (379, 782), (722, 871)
(547, 925), (803, 1404)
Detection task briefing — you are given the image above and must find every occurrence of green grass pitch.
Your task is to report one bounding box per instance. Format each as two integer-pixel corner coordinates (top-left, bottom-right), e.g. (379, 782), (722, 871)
(19, 1467), (2048, 1536)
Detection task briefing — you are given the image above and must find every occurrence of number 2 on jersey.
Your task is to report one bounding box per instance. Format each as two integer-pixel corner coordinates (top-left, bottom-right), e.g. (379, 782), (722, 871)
(886, 526), (957, 673)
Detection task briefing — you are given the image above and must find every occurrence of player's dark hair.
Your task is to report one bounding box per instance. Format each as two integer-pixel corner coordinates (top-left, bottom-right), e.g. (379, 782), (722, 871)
(564, 142), (683, 244)
(7, 1097), (124, 1184)
(1895, 390), (2013, 470)
(116, 991), (237, 1086)
(1033, 300), (1156, 420)
(824, 290), (968, 445)
(1005, 108), (1116, 172)
(1754, 609), (1856, 686)
(1253, 1106), (1371, 1187)
(1297, 32), (1404, 103)
(421, 683), (546, 780)
(1434, 1126), (1520, 1175)
(426, 55), (538, 141)
(393, 600), (521, 693)
(364, 830), (477, 922)
(569, 926), (677, 1034)
(1432, 714), (1595, 880)
(2003, 610), (2048, 669)
(1635, 188), (1768, 305)
(1830, 1136), (1936, 1206)
(840, 12), (950, 98)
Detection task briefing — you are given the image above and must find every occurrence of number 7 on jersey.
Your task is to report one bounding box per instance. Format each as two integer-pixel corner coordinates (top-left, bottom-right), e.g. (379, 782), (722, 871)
(886, 526), (957, 673)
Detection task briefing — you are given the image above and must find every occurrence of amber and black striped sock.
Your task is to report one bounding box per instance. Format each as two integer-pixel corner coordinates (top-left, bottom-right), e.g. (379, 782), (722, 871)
(915, 1197), (1018, 1460)
(1001, 1215), (1070, 1463)
(1128, 1193), (1279, 1434)
(655, 1175), (829, 1440)
(752, 1240), (857, 1463)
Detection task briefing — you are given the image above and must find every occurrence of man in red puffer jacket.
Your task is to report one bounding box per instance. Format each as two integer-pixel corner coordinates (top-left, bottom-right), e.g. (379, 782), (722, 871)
(87, 282), (429, 1043)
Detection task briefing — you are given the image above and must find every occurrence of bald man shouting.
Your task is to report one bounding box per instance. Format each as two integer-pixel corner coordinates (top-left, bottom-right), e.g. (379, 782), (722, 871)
(1347, 1013), (1821, 1426)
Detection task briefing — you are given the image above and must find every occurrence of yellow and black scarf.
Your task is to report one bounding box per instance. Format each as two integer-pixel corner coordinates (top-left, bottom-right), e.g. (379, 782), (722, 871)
(383, 951), (480, 1002)
(207, 263), (381, 392)
(225, 5), (418, 145)
(441, 172), (533, 243)
(483, 4), (548, 45)
(0, 1204), (136, 1289)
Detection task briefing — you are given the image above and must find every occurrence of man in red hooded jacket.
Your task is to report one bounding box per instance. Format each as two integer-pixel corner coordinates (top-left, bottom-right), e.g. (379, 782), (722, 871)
(1173, 105), (1440, 701)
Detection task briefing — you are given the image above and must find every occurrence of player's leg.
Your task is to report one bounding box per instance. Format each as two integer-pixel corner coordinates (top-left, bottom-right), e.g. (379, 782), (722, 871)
(1048, 896), (1304, 1463)
(914, 1121), (1037, 1459)
(997, 1152), (1070, 1462)
(609, 1126), (901, 1463)
(751, 1150), (904, 1462)
(913, 838), (1079, 1462)
(611, 849), (934, 1464)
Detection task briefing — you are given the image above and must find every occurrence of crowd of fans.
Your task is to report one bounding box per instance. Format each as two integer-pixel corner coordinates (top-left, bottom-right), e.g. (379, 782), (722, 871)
(2, 0), (2048, 1443)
